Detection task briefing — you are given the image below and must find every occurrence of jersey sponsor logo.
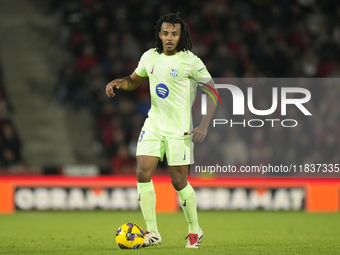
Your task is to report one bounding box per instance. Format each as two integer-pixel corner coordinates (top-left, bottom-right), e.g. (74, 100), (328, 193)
(156, 84), (169, 99)
(150, 64), (155, 74)
(198, 67), (206, 72)
(170, 68), (178, 77)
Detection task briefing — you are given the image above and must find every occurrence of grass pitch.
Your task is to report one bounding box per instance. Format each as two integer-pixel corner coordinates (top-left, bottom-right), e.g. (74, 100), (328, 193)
(0, 211), (340, 254)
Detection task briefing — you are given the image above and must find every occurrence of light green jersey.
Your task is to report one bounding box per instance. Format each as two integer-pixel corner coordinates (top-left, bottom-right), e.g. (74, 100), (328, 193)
(135, 48), (211, 138)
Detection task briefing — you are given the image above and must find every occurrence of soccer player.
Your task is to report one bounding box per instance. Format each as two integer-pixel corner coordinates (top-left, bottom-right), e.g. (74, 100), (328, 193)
(106, 12), (216, 249)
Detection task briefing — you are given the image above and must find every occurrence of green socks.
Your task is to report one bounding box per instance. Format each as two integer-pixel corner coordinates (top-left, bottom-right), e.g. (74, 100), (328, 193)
(137, 181), (158, 233)
(137, 181), (199, 234)
(177, 183), (200, 234)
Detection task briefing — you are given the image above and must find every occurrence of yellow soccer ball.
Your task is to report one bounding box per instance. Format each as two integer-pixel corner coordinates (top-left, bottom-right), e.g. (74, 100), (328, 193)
(116, 223), (145, 249)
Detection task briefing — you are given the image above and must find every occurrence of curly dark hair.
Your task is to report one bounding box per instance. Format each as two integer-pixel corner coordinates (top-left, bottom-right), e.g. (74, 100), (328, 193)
(154, 12), (193, 54)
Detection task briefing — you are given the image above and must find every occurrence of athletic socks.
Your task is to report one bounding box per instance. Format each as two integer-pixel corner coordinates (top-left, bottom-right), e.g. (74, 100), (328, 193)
(137, 180), (158, 233)
(137, 181), (199, 234)
(177, 183), (200, 234)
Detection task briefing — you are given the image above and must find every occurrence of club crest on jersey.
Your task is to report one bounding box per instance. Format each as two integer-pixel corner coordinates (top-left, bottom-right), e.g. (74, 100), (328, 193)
(170, 68), (178, 77)
(156, 83), (169, 99)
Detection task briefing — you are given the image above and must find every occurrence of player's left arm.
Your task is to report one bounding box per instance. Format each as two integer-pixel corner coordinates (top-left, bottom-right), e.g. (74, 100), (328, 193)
(189, 79), (217, 143)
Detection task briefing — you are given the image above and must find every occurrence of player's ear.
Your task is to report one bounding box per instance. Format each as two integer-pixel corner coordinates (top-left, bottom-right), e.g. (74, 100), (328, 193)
(158, 32), (162, 40)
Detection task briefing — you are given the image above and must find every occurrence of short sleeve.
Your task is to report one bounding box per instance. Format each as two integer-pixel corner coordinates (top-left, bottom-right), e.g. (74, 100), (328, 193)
(190, 57), (212, 80)
(134, 52), (148, 77)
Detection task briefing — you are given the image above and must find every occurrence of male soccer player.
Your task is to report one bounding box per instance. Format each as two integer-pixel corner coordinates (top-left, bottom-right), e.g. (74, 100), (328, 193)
(106, 12), (216, 249)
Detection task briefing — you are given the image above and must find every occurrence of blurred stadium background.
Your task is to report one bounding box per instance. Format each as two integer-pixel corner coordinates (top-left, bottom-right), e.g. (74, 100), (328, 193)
(0, 0), (340, 208)
(0, 0), (340, 253)
(0, 0), (340, 254)
(1, 0), (340, 173)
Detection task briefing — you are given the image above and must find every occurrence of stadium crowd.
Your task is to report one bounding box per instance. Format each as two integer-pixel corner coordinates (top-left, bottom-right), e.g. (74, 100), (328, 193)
(53, 0), (340, 174)
(0, 62), (23, 169)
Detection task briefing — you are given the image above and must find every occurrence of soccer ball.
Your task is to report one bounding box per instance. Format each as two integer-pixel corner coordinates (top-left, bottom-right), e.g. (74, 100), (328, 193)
(116, 223), (145, 249)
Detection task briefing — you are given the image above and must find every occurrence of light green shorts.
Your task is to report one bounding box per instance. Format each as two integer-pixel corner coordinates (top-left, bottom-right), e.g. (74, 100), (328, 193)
(136, 129), (194, 166)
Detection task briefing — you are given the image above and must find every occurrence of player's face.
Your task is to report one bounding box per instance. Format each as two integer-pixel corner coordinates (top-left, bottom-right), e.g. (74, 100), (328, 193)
(159, 22), (181, 56)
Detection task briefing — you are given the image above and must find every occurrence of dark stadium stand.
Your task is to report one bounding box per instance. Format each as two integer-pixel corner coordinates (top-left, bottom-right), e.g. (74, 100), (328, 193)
(0, 62), (24, 170)
(52, 0), (340, 174)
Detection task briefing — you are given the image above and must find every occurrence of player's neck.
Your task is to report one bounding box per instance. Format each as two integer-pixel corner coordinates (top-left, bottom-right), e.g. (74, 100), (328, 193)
(163, 50), (178, 56)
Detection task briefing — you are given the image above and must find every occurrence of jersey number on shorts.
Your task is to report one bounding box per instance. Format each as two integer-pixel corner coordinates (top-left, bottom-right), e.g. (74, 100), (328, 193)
(138, 131), (145, 142)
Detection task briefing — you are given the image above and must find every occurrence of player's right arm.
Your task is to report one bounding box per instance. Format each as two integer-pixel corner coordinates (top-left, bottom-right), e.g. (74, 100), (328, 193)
(106, 72), (146, 97)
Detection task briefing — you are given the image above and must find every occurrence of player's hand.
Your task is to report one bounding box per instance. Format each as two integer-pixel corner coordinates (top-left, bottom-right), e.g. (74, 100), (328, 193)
(106, 79), (121, 97)
(188, 125), (207, 143)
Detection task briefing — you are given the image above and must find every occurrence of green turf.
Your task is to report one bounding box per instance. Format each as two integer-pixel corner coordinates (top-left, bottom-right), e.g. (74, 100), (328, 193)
(0, 211), (339, 254)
